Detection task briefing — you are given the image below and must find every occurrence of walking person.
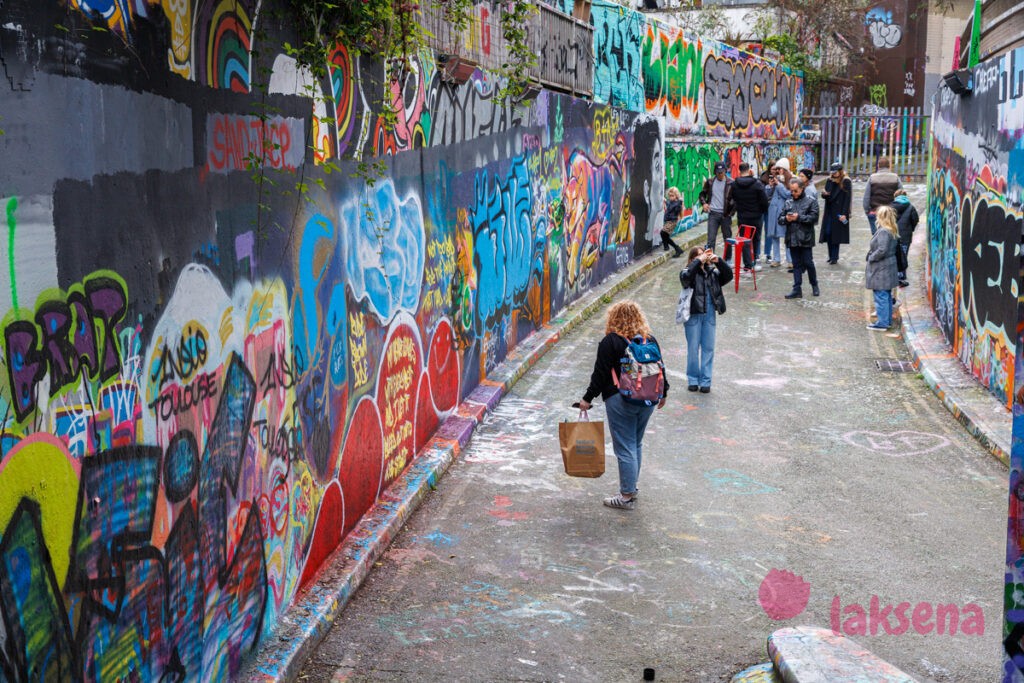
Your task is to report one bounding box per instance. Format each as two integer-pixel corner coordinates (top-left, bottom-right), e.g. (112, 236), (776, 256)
(862, 157), (902, 234)
(698, 161), (735, 253)
(578, 301), (668, 510)
(679, 246), (732, 393)
(819, 162), (852, 264)
(660, 186), (685, 258)
(764, 158), (793, 268)
(779, 178), (820, 299)
(866, 206), (900, 330)
(893, 188), (919, 287)
(730, 162), (769, 272)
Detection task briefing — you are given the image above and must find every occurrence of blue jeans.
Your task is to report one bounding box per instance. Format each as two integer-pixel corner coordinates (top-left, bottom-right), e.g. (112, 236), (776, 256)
(764, 235), (781, 262)
(604, 393), (655, 495)
(684, 306), (717, 388)
(873, 289), (893, 327)
(868, 213), (877, 235)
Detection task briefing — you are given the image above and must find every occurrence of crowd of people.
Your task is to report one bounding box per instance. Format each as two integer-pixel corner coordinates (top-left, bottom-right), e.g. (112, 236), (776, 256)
(582, 158), (919, 510)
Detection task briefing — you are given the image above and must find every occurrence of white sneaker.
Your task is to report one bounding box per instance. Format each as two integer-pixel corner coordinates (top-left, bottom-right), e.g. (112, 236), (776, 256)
(753, 264), (763, 271)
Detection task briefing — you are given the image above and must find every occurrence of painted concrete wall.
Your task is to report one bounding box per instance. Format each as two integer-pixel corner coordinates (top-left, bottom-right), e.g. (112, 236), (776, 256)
(0, 1), (800, 681)
(926, 46), (1024, 410)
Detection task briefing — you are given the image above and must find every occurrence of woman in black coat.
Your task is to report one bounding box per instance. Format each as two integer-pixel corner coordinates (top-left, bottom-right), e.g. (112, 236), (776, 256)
(679, 247), (732, 393)
(819, 162), (852, 264)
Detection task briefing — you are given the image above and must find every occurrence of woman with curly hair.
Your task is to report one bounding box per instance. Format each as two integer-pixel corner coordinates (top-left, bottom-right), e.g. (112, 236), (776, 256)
(578, 301), (668, 510)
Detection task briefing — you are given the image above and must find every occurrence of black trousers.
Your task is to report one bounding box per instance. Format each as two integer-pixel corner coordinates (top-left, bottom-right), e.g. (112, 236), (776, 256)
(790, 246), (818, 289)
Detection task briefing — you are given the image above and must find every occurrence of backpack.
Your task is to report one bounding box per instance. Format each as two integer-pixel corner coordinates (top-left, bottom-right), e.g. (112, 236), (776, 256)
(613, 336), (665, 406)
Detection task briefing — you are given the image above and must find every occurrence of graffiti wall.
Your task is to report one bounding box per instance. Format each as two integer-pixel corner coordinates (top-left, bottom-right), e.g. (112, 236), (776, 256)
(664, 139), (816, 231)
(926, 46), (1024, 412)
(589, 3), (803, 138)
(0, 2), (662, 680)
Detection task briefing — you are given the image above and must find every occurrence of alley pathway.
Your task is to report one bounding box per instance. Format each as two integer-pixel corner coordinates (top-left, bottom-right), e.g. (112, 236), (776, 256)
(299, 184), (1005, 682)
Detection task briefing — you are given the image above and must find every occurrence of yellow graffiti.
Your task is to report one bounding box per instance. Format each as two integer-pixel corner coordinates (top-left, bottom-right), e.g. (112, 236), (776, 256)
(163, 0), (193, 79)
(0, 435), (80, 588)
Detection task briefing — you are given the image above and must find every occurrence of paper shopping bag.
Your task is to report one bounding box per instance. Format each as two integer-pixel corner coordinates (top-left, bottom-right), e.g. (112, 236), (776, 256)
(559, 411), (605, 477)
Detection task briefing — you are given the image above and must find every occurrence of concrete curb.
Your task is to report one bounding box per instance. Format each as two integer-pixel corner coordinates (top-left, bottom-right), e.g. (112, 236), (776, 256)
(241, 229), (708, 681)
(897, 230), (1011, 466)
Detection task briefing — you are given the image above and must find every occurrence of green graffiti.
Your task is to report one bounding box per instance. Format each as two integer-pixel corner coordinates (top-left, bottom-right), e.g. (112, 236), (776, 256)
(6, 196), (18, 310)
(665, 144), (719, 207)
(642, 28), (702, 119)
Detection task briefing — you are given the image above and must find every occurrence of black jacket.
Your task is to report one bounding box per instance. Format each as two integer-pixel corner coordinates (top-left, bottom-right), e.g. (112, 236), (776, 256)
(664, 198), (682, 223)
(731, 175), (769, 222)
(698, 177), (735, 217)
(679, 259), (733, 316)
(893, 198), (919, 246)
(583, 333), (669, 402)
(779, 193), (820, 247)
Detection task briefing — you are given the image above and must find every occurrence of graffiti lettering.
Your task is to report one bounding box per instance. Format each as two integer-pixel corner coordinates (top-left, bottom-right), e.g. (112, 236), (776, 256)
(593, 4), (644, 110)
(255, 415), (303, 462)
(473, 156), (539, 331)
(703, 54), (798, 137)
(206, 113), (304, 173)
(4, 272), (127, 421)
(865, 8), (902, 49)
(150, 325), (208, 390)
(148, 370), (219, 420)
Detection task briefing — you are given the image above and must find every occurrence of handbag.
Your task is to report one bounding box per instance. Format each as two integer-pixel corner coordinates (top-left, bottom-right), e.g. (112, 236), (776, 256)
(559, 410), (605, 477)
(676, 287), (693, 324)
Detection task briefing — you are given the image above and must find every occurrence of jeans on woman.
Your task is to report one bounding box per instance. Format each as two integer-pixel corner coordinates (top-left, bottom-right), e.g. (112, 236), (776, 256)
(764, 235), (781, 262)
(684, 292), (717, 387)
(873, 289), (893, 327)
(604, 393), (655, 496)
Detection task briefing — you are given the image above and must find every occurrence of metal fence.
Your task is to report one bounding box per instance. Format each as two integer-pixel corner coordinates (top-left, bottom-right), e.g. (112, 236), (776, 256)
(419, 1), (593, 97)
(803, 106), (930, 179)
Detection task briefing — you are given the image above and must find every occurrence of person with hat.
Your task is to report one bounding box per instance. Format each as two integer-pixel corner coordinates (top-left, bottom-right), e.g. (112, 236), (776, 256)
(698, 161), (736, 255)
(819, 162), (852, 264)
(764, 158), (793, 268)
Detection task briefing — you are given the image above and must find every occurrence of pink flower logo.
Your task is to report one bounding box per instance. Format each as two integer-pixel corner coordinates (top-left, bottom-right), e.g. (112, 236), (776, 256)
(758, 569), (811, 620)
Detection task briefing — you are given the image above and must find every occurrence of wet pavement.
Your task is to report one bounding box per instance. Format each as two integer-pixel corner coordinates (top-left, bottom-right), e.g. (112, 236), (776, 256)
(299, 184), (1005, 682)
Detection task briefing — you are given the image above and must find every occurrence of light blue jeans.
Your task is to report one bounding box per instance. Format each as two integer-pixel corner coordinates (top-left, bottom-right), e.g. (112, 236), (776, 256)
(604, 393), (655, 496)
(684, 293), (717, 387)
(873, 289), (893, 327)
(764, 235), (781, 262)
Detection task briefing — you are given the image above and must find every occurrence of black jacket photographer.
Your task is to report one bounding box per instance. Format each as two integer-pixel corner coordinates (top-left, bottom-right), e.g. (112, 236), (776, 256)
(679, 248), (733, 315)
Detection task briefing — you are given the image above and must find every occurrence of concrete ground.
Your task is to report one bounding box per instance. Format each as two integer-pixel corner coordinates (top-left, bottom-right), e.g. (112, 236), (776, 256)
(299, 184), (1006, 682)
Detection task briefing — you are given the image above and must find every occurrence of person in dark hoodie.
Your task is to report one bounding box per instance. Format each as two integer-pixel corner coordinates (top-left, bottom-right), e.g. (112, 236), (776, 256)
(729, 162), (769, 272)
(892, 189), (919, 287)
(779, 177), (820, 299)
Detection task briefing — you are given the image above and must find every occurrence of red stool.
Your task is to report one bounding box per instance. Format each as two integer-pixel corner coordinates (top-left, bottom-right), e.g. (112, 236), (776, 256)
(724, 224), (758, 292)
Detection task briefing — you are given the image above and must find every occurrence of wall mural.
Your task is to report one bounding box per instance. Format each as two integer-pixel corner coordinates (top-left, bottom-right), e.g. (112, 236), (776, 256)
(664, 140), (816, 232)
(926, 47), (1024, 412)
(589, 3), (803, 138)
(0, 0), (798, 680)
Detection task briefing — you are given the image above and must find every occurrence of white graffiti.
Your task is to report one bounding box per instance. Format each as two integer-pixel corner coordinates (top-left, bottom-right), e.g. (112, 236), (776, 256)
(865, 8), (902, 49)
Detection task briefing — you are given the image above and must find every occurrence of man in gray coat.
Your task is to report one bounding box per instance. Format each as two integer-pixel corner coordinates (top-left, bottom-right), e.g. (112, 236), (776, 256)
(779, 178), (820, 299)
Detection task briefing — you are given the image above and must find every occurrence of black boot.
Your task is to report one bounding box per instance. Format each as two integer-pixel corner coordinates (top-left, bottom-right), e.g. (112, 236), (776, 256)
(812, 285), (820, 296)
(785, 288), (802, 299)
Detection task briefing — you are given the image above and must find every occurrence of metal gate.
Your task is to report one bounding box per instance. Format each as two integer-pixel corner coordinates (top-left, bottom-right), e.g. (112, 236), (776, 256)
(802, 107), (930, 178)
